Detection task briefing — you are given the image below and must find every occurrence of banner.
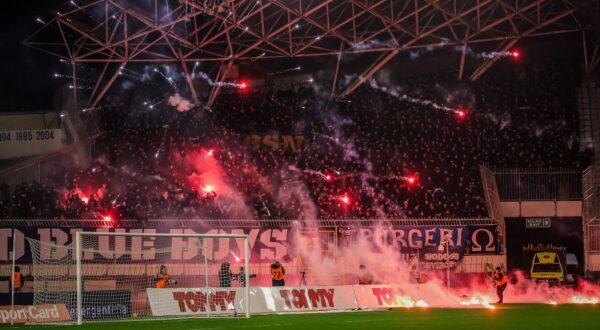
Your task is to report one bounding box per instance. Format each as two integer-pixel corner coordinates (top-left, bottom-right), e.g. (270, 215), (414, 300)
(148, 287), (243, 316)
(252, 286), (358, 313)
(0, 129), (64, 159)
(0, 225), (498, 265)
(70, 290), (131, 321)
(39, 290), (132, 321)
(468, 225), (498, 254)
(342, 226), (473, 268)
(147, 286), (358, 316)
(0, 304), (71, 324)
(353, 285), (428, 309)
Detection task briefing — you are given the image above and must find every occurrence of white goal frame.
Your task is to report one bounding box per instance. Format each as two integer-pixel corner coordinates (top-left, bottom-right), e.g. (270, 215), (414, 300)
(74, 231), (250, 325)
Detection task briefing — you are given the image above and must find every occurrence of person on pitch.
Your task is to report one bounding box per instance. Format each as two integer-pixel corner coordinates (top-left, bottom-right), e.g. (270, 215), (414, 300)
(358, 264), (374, 285)
(154, 265), (177, 288)
(270, 260), (285, 286)
(10, 266), (24, 293)
(492, 266), (508, 304)
(219, 262), (237, 287)
(237, 266), (257, 287)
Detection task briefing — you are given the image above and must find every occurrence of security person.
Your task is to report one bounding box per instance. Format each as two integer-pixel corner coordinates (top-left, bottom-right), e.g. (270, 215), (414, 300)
(10, 266), (24, 293)
(219, 262), (236, 287)
(237, 266), (257, 287)
(358, 265), (374, 285)
(270, 261), (285, 286)
(154, 265), (177, 288)
(492, 266), (508, 304)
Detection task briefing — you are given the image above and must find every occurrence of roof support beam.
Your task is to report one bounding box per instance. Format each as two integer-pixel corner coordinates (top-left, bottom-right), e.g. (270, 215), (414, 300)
(340, 0), (493, 97)
(470, 6), (577, 80)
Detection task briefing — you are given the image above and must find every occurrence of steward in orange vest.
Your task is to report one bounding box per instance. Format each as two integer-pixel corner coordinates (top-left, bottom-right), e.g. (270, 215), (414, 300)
(10, 266), (24, 292)
(154, 265), (177, 288)
(493, 267), (508, 304)
(270, 261), (285, 286)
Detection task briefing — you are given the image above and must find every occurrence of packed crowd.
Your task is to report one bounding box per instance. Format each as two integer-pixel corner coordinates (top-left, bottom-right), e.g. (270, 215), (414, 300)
(0, 58), (589, 220)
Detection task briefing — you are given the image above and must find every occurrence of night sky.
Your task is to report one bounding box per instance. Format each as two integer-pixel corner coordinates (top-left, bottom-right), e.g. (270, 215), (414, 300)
(0, 1), (63, 112)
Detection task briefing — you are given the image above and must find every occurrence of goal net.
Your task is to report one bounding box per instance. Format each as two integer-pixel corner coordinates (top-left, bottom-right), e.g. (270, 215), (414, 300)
(27, 232), (250, 324)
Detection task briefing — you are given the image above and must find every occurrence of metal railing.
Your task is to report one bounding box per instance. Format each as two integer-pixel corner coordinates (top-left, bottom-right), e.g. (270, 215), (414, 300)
(493, 168), (582, 201)
(0, 218), (496, 229)
(586, 220), (600, 252)
(479, 165), (505, 253)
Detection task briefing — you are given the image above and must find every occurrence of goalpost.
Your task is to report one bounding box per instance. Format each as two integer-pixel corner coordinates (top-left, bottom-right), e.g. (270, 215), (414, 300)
(27, 232), (251, 324)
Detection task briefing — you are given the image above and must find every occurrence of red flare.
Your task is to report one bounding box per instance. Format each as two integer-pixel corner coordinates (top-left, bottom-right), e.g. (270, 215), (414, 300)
(341, 194), (350, 205)
(511, 50), (521, 59)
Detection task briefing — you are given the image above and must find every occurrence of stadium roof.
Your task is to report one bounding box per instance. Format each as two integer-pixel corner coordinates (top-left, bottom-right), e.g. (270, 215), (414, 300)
(24, 0), (597, 108)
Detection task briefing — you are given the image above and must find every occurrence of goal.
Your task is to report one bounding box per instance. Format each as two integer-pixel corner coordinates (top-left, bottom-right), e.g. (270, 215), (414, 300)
(27, 231), (251, 324)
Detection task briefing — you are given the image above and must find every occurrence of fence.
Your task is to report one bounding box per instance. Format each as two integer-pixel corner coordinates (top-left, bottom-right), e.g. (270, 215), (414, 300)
(493, 168), (582, 201)
(587, 220), (600, 252)
(0, 218), (497, 229)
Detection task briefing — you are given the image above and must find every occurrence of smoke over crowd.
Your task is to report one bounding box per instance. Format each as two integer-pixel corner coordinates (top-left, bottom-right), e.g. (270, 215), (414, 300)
(1, 44), (598, 306)
(0, 55), (589, 222)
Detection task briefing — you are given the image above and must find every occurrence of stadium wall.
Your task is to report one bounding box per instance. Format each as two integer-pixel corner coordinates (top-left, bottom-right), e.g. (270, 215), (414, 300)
(500, 201), (582, 217)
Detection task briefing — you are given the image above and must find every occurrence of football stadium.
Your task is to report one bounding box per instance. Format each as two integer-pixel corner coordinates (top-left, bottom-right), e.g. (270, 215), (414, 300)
(1, 0), (600, 329)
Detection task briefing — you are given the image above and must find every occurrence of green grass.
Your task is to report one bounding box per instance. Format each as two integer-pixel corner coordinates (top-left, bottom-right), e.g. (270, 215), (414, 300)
(7, 304), (600, 330)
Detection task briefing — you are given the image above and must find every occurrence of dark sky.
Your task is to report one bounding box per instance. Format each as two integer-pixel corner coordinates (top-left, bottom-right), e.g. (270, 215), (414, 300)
(0, 1), (63, 111)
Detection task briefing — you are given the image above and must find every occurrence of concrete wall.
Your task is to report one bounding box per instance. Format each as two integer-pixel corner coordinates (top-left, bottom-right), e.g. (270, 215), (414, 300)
(501, 201), (581, 217)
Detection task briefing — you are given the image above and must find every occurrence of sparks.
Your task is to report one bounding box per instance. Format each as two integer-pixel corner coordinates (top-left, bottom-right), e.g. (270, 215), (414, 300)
(230, 251), (240, 262)
(415, 300), (429, 308)
(570, 296), (599, 304)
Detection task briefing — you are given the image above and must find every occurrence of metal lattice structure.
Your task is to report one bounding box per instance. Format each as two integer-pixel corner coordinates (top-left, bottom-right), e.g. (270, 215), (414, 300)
(25, 0), (586, 108)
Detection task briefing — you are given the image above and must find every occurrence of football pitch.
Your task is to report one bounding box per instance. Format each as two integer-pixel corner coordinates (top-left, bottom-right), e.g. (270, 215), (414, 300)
(6, 304), (600, 330)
